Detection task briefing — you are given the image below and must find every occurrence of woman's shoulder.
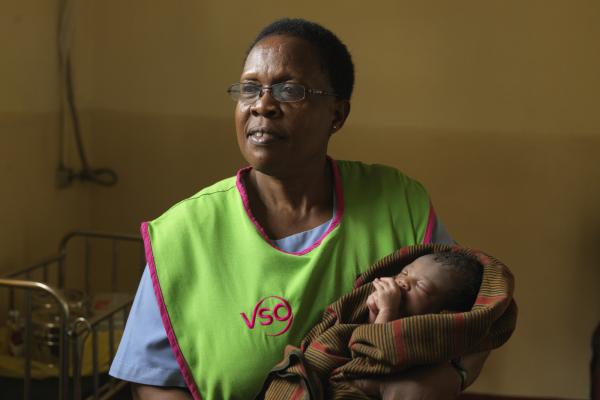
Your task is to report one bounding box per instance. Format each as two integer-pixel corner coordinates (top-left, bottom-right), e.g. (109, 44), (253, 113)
(152, 175), (239, 224)
(335, 159), (425, 190)
(190, 175), (238, 198)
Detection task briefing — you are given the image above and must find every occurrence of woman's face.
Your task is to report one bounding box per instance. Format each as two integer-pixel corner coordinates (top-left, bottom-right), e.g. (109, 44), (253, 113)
(235, 35), (345, 177)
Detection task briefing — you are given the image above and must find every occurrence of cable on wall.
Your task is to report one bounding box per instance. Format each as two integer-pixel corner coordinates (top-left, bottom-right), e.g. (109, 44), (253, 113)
(56, 0), (118, 188)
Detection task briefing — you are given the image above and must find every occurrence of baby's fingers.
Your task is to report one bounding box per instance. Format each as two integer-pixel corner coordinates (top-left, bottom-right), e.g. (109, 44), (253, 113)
(373, 279), (385, 291)
(378, 277), (399, 290)
(367, 293), (378, 310)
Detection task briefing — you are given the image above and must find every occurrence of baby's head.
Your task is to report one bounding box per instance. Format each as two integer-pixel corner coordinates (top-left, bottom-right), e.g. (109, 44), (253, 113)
(392, 251), (483, 317)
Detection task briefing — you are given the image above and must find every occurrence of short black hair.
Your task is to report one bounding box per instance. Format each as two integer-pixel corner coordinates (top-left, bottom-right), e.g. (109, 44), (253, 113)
(433, 251), (483, 312)
(247, 18), (355, 100)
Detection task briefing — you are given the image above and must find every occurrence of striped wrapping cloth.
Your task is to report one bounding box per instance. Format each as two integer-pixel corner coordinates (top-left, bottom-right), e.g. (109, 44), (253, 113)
(259, 244), (518, 400)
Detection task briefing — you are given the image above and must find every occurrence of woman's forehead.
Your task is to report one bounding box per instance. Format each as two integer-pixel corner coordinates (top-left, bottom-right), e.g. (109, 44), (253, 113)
(241, 35), (327, 83)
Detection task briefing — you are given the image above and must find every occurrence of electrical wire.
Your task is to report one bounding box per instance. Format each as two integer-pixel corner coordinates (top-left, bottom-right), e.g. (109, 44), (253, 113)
(57, 0), (118, 187)
(57, 0), (69, 170)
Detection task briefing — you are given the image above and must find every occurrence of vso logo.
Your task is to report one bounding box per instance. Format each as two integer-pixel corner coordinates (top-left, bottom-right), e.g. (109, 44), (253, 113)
(240, 296), (293, 336)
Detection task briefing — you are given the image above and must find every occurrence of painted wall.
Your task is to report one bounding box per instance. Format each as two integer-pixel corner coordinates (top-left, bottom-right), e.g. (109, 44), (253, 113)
(0, 0), (92, 276)
(3, 1), (599, 398)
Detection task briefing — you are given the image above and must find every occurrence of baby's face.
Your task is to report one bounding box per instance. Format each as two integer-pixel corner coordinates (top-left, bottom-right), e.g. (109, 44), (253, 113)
(393, 254), (457, 316)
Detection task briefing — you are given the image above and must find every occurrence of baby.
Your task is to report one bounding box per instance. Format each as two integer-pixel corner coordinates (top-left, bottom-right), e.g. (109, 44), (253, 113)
(367, 251), (483, 324)
(260, 250), (513, 399)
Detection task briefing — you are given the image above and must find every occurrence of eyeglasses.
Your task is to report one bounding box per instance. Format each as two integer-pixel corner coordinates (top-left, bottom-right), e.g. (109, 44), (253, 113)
(227, 82), (338, 103)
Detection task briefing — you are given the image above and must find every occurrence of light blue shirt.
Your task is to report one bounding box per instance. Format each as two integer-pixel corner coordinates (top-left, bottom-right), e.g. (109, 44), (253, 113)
(109, 212), (453, 387)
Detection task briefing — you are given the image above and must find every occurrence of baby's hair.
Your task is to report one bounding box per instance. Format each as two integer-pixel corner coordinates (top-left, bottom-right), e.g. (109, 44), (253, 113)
(433, 251), (483, 312)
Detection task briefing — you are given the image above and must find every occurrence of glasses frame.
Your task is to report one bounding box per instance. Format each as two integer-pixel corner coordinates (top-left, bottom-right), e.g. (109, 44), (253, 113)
(227, 82), (338, 104)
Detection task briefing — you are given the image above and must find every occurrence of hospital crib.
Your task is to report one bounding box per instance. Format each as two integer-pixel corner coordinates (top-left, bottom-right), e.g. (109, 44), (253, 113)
(0, 231), (144, 400)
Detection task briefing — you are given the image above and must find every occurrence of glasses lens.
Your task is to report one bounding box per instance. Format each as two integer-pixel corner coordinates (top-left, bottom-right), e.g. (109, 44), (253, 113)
(239, 83), (264, 104)
(227, 84), (241, 101)
(227, 83), (306, 103)
(240, 83), (261, 99)
(228, 83), (262, 102)
(273, 83), (305, 102)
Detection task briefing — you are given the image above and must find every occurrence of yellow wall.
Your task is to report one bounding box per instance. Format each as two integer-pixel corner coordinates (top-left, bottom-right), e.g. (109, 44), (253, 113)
(0, 0), (92, 273)
(3, 1), (600, 398)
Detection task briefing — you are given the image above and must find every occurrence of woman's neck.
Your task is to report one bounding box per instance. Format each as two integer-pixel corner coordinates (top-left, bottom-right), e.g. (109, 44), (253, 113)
(244, 159), (334, 239)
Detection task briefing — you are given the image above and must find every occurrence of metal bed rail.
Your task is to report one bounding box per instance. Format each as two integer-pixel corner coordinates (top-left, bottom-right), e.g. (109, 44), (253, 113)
(71, 294), (133, 400)
(0, 230), (144, 400)
(0, 279), (70, 400)
(3, 230), (144, 288)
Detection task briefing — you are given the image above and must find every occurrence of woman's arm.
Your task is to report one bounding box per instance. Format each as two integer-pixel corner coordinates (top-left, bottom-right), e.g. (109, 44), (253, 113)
(132, 383), (192, 400)
(351, 350), (490, 399)
(460, 350), (490, 387)
(110, 268), (188, 389)
(382, 350), (490, 399)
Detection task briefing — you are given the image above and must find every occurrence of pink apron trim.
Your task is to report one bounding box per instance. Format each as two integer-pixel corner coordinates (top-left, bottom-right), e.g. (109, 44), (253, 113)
(235, 157), (345, 256)
(141, 222), (203, 400)
(423, 202), (436, 244)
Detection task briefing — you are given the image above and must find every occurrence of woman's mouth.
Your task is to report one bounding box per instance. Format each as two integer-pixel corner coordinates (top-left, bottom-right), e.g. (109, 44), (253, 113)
(247, 130), (282, 145)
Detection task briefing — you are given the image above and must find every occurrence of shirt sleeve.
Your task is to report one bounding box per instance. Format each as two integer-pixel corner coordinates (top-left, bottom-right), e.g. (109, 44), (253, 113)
(109, 266), (186, 387)
(425, 205), (456, 245)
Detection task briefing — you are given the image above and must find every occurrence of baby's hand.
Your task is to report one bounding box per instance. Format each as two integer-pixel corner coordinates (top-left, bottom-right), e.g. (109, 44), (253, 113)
(366, 291), (380, 323)
(369, 277), (403, 323)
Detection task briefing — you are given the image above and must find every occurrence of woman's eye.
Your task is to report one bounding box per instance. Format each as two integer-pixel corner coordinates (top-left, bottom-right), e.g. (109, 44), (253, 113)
(280, 84), (303, 97)
(241, 84), (260, 94)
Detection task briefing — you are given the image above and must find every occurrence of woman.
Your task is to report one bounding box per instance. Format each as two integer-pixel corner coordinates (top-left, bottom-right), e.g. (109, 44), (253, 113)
(110, 18), (488, 399)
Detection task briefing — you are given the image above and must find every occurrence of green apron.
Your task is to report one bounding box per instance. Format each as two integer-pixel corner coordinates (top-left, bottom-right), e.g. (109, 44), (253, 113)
(142, 160), (431, 400)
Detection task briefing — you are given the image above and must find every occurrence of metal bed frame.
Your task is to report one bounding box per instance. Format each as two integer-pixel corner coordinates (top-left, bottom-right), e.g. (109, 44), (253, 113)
(0, 231), (144, 400)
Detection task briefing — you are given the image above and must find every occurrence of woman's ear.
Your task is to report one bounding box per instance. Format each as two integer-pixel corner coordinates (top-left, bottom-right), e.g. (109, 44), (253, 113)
(330, 100), (351, 134)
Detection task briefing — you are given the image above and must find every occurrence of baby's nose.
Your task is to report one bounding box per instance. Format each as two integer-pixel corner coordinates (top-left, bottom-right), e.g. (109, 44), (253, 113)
(397, 278), (411, 290)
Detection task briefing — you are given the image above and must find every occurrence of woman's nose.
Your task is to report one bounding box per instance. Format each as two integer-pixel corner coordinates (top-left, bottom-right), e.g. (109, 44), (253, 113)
(250, 89), (281, 118)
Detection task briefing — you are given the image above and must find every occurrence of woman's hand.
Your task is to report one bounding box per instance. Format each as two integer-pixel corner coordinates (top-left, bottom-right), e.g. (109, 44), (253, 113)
(351, 362), (462, 400)
(367, 278), (403, 323)
(131, 383), (192, 400)
(350, 350), (490, 399)
(379, 363), (462, 400)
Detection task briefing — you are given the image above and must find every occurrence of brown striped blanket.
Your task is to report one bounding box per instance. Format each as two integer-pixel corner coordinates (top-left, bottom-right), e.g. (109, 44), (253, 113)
(259, 244), (517, 400)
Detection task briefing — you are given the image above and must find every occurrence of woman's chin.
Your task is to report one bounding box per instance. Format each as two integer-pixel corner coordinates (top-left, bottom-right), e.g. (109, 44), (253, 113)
(243, 153), (285, 176)
(240, 146), (328, 178)
(251, 163), (288, 178)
